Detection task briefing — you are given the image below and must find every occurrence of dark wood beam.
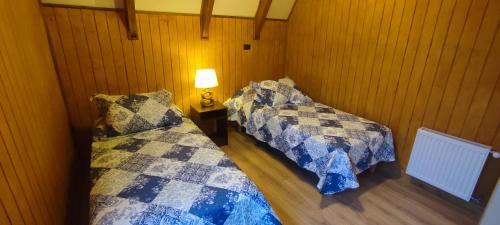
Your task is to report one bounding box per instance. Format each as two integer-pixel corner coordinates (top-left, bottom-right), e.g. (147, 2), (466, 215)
(200, 0), (215, 39)
(125, 0), (138, 40)
(254, 0), (272, 40)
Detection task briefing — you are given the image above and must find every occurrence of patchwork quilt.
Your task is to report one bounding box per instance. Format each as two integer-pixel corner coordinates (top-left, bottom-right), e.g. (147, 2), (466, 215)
(90, 118), (280, 225)
(231, 102), (395, 195)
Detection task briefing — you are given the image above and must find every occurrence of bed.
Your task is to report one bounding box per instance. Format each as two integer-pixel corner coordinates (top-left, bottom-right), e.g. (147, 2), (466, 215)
(225, 79), (396, 195)
(89, 90), (280, 225)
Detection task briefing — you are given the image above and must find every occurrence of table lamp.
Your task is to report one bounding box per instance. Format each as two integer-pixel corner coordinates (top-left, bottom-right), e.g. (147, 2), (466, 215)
(195, 69), (219, 107)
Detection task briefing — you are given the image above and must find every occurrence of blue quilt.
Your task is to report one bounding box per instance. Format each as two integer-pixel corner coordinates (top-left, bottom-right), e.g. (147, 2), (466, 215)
(90, 118), (280, 225)
(228, 99), (395, 195)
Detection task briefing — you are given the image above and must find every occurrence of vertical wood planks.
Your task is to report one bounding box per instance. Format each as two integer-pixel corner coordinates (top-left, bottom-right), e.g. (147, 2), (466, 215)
(285, 0), (500, 200)
(0, 0), (75, 224)
(42, 6), (287, 130)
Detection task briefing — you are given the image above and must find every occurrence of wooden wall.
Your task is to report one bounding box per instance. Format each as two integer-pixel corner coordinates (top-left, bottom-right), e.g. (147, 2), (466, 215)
(0, 0), (74, 224)
(285, 0), (500, 201)
(42, 6), (287, 131)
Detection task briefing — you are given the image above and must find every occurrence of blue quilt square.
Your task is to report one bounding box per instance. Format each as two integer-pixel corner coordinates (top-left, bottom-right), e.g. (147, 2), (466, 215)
(156, 132), (186, 143)
(279, 116), (298, 130)
(189, 186), (239, 224)
(162, 145), (198, 161)
(113, 138), (150, 152)
(291, 143), (313, 167)
(355, 149), (373, 171)
(321, 173), (348, 194)
(365, 122), (387, 136)
(173, 162), (215, 184)
(118, 154), (157, 173)
(315, 107), (335, 113)
(319, 119), (343, 128)
(160, 110), (183, 125)
(217, 157), (238, 169)
(116, 95), (149, 112)
(324, 136), (351, 153)
(273, 133), (290, 151)
(257, 89), (275, 106)
(258, 125), (273, 142)
(250, 102), (265, 112)
(118, 174), (169, 203)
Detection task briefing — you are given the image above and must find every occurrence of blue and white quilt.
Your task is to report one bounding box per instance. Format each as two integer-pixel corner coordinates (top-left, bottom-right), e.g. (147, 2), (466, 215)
(226, 87), (395, 195)
(90, 118), (281, 225)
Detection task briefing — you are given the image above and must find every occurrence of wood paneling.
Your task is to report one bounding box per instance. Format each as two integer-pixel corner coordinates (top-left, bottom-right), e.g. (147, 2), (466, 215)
(0, 0), (74, 224)
(42, 5), (287, 131)
(285, 0), (500, 201)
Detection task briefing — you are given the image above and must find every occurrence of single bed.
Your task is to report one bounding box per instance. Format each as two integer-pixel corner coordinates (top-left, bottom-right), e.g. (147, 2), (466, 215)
(225, 79), (396, 195)
(89, 90), (280, 225)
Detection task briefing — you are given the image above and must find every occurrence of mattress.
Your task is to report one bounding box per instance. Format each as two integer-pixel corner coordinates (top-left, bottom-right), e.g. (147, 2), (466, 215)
(232, 102), (395, 195)
(90, 118), (280, 225)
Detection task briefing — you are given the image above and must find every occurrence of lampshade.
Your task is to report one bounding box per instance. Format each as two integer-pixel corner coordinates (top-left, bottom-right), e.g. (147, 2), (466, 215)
(195, 69), (219, 88)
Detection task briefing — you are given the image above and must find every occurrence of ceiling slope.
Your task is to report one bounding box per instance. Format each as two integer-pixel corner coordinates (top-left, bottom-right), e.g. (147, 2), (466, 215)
(41, 0), (296, 20)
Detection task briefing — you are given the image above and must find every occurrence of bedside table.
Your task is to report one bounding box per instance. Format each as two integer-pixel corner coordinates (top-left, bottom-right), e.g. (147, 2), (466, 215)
(190, 101), (228, 146)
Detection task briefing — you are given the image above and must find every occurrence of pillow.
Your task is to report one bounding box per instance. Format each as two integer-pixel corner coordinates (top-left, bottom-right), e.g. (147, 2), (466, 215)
(252, 80), (291, 107)
(91, 90), (183, 135)
(253, 80), (312, 106)
(92, 117), (119, 140)
(224, 85), (257, 114)
(278, 77), (296, 87)
(289, 88), (313, 104)
(224, 84), (258, 126)
(277, 77), (312, 104)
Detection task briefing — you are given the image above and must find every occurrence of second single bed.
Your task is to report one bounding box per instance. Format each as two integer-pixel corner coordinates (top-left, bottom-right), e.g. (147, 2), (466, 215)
(225, 79), (396, 195)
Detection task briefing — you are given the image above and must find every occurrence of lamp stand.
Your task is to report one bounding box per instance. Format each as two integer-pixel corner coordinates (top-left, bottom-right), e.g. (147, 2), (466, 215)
(200, 88), (214, 107)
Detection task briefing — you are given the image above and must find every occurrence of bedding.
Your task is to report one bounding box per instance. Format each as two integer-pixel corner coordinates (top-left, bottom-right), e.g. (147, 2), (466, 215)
(91, 90), (183, 135)
(252, 80), (312, 107)
(90, 118), (280, 225)
(225, 82), (395, 195)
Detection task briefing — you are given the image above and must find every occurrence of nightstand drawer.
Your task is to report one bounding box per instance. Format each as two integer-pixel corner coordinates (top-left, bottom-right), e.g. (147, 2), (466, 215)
(198, 108), (227, 120)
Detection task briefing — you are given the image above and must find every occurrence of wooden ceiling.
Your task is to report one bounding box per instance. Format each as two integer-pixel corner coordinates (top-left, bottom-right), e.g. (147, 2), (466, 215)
(41, 0), (296, 20)
(42, 0), (294, 40)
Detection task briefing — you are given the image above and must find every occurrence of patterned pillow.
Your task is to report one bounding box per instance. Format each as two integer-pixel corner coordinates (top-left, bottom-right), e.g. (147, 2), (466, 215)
(252, 80), (291, 107)
(278, 77), (296, 87)
(253, 80), (312, 106)
(224, 85), (257, 115)
(289, 87), (313, 104)
(91, 90), (183, 135)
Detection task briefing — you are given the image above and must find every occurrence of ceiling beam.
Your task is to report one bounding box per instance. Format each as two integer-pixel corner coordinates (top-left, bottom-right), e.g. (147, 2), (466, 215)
(200, 0), (215, 39)
(125, 0), (138, 40)
(254, 0), (272, 40)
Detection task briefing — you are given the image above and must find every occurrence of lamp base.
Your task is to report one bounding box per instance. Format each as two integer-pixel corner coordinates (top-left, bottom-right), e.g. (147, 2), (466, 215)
(200, 89), (214, 107)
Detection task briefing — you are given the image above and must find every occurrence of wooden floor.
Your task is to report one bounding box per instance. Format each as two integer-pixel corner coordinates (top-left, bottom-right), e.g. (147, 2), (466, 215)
(223, 129), (483, 225)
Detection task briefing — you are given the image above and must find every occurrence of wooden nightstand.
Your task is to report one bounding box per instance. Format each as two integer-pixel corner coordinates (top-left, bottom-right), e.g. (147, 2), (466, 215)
(190, 101), (228, 146)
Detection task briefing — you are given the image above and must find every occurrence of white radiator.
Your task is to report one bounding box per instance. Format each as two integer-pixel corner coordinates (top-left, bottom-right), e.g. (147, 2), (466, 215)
(406, 128), (490, 201)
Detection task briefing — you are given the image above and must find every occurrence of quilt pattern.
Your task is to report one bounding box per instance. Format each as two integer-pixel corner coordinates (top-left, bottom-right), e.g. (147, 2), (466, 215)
(92, 90), (183, 135)
(233, 102), (395, 195)
(90, 118), (280, 225)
